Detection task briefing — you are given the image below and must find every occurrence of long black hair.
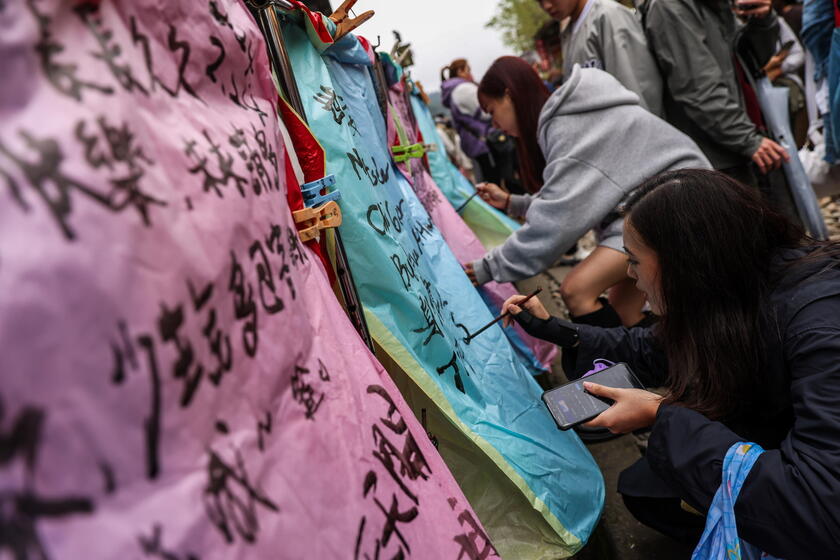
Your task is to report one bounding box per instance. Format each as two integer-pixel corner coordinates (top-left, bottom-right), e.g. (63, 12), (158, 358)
(625, 169), (831, 419)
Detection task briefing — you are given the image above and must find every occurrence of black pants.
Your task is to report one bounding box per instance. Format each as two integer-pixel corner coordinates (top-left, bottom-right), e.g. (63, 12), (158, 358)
(719, 163), (802, 228)
(619, 456), (706, 544)
(487, 144), (523, 194)
(622, 495), (705, 544)
(719, 162), (756, 187)
(474, 153), (499, 185)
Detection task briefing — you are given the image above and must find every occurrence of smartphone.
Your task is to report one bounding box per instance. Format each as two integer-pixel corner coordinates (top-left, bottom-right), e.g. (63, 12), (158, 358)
(541, 363), (644, 430)
(777, 39), (796, 57)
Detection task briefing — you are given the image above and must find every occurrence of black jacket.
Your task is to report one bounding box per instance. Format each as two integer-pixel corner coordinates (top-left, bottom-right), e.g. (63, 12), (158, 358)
(546, 251), (840, 558)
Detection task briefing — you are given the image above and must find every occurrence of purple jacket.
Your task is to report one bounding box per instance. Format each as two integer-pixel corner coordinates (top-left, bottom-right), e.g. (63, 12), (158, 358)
(440, 77), (491, 158)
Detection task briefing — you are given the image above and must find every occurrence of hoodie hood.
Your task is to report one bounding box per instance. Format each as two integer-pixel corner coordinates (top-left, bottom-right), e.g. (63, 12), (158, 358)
(538, 65), (640, 137)
(440, 77), (468, 109)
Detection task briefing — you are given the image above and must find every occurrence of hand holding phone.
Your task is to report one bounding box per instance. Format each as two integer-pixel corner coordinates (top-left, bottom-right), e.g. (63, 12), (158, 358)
(776, 39), (796, 58)
(542, 363), (662, 433)
(580, 381), (663, 434)
(764, 41), (792, 80)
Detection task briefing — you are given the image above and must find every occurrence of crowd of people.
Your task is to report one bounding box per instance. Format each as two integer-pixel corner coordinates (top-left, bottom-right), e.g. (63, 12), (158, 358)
(437, 0), (840, 557)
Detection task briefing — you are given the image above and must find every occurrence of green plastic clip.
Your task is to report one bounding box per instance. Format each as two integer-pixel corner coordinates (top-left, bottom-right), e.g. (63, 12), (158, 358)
(391, 142), (426, 163)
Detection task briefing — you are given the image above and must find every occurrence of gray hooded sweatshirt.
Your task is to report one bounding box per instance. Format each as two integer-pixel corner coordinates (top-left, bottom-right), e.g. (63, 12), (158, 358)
(561, 0), (664, 117)
(471, 66), (710, 285)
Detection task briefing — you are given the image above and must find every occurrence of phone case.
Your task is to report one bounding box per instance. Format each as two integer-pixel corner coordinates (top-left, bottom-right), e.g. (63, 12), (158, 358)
(541, 363), (643, 430)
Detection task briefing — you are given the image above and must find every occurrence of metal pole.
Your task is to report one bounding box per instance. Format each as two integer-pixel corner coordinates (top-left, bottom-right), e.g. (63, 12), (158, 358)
(250, 1), (375, 351)
(257, 6), (305, 115)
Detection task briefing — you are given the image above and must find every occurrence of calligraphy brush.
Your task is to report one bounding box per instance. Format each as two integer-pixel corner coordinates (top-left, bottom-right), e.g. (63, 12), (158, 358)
(455, 191), (480, 213)
(464, 287), (543, 343)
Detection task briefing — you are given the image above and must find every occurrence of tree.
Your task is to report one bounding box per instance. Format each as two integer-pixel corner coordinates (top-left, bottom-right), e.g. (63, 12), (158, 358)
(486, 0), (551, 53)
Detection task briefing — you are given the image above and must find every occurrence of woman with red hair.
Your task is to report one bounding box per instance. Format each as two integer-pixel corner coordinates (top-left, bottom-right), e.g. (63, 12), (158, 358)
(465, 56), (708, 333)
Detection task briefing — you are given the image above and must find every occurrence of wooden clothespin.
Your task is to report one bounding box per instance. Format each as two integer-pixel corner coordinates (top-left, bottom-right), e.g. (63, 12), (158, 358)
(393, 46), (412, 67)
(329, 0), (374, 41)
(390, 30), (415, 67)
(293, 201), (343, 242)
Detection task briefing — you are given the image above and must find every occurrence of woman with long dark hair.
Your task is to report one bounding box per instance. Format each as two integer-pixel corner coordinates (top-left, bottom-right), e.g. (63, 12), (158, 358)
(466, 56), (709, 330)
(502, 169), (840, 558)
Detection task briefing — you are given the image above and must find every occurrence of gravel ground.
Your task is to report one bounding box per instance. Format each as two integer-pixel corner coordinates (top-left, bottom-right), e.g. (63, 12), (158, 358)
(822, 195), (840, 240)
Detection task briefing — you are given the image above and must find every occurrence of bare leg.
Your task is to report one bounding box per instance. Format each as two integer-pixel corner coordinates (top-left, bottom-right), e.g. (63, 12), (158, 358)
(608, 276), (646, 326)
(559, 247), (643, 326)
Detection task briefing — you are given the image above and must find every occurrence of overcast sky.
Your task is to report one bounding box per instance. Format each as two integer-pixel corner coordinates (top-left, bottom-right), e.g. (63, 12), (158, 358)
(347, 0), (515, 94)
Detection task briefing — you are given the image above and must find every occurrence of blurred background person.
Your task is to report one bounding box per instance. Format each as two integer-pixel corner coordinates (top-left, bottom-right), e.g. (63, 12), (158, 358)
(535, 0), (664, 116)
(638, 0), (789, 185)
(802, 0), (839, 166)
(440, 59), (504, 185)
(434, 113), (475, 180)
(773, 0), (803, 35)
(764, 17), (809, 147)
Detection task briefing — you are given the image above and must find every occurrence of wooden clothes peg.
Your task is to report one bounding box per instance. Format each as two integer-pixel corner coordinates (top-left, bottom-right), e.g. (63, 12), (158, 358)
(329, 0), (374, 41)
(394, 46), (412, 67)
(293, 201), (342, 242)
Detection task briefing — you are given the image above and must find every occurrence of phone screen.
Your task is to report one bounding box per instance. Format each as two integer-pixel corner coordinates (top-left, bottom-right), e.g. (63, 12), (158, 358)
(541, 363), (643, 430)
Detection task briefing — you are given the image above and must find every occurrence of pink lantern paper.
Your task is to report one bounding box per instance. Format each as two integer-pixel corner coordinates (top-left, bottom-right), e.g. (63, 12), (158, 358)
(0, 1), (496, 558)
